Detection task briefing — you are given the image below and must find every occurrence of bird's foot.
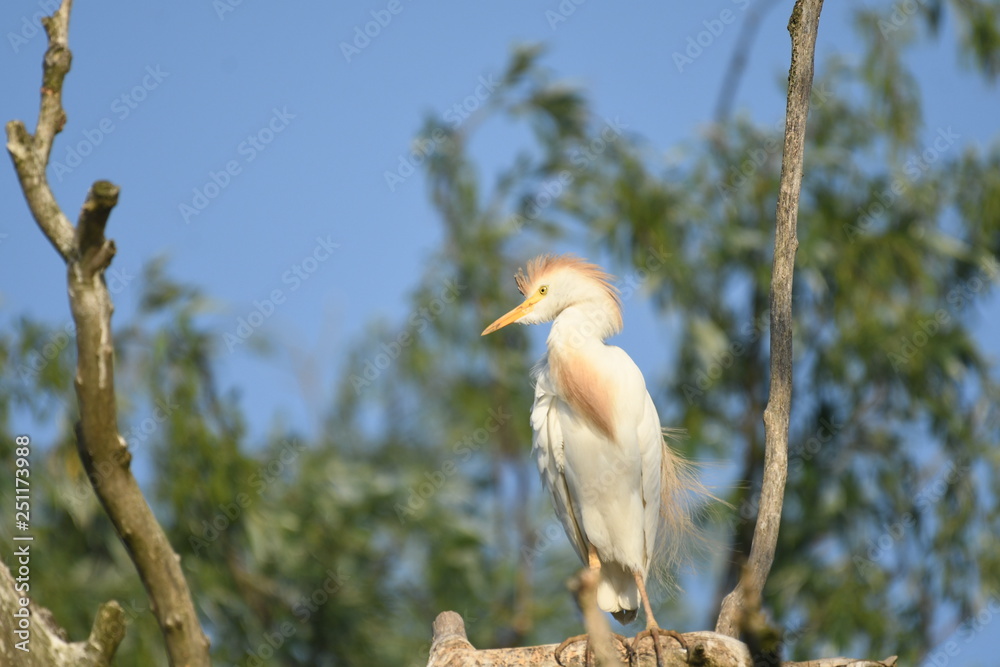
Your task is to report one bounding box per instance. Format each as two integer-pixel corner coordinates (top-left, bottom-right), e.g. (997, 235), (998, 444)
(630, 627), (687, 667)
(554, 632), (632, 666)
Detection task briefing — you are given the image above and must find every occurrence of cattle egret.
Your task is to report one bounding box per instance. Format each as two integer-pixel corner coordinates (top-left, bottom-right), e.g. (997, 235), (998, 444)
(482, 254), (701, 664)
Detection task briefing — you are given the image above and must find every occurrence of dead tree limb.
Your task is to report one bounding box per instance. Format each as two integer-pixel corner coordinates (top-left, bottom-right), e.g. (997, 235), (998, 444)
(714, 0), (825, 638)
(0, 560), (125, 666)
(5, 2), (211, 665)
(426, 611), (747, 667)
(424, 612), (897, 667)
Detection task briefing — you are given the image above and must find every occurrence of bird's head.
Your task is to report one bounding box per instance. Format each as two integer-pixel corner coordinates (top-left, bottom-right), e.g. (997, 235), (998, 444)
(481, 254), (622, 336)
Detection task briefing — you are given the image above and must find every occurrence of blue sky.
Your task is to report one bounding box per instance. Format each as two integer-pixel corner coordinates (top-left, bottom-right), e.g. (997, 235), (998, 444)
(2, 1), (998, 662)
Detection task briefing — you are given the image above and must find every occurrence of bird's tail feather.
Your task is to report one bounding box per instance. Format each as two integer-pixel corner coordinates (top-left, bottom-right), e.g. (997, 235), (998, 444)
(596, 560), (639, 624)
(652, 428), (722, 593)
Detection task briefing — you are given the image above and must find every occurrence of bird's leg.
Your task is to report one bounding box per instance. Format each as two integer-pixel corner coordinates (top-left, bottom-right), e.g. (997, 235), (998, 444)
(629, 572), (688, 667)
(554, 547), (631, 666)
(587, 546), (601, 571)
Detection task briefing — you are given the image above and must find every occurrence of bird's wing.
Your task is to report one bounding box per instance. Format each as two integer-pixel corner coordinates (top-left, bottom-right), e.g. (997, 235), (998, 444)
(599, 345), (664, 573)
(531, 365), (589, 564)
(637, 390), (665, 568)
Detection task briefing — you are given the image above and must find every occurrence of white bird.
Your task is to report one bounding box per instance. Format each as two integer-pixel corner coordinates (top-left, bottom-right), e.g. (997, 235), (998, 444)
(482, 254), (701, 660)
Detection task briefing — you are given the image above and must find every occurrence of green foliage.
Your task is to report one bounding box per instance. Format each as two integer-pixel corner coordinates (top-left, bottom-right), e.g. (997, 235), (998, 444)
(3, 2), (1000, 665)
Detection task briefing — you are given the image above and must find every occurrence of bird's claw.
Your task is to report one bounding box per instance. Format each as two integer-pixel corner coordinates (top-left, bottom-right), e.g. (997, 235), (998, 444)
(630, 627), (687, 667)
(554, 633), (589, 667)
(554, 632), (632, 666)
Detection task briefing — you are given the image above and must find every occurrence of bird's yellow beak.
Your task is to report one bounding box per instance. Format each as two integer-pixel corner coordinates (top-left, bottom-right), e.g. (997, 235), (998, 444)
(481, 293), (543, 336)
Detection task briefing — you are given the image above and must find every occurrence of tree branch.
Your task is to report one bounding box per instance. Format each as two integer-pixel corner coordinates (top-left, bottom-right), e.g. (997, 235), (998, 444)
(5, 3), (211, 666)
(0, 559), (125, 666)
(715, 0), (825, 638)
(570, 568), (622, 667)
(426, 611), (749, 667)
(4, 1), (75, 260)
(424, 612), (897, 667)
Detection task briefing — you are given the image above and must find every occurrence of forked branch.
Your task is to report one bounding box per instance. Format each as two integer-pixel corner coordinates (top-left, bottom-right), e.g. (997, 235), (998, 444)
(5, 2), (210, 665)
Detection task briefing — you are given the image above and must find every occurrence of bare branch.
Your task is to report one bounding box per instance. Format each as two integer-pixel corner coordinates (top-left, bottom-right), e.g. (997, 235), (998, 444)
(424, 612), (897, 666)
(426, 611), (749, 667)
(5, 116), (75, 259)
(797, 660), (898, 667)
(75, 181), (119, 251)
(6, 2), (211, 666)
(36, 0), (73, 163)
(715, 0), (825, 637)
(4, 0), (75, 259)
(0, 559), (125, 666)
(569, 568), (622, 666)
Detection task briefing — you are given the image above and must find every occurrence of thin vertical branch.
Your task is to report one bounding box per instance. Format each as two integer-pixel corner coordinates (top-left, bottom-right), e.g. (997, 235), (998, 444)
(715, 0), (825, 638)
(5, 3), (211, 665)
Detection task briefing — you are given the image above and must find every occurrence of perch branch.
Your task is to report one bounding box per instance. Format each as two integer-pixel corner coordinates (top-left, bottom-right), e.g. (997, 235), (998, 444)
(424, 612), (897, 667)
(426, 611), (746, 667)
(5, 2), (211, 666)
(715, 0), (825, 637)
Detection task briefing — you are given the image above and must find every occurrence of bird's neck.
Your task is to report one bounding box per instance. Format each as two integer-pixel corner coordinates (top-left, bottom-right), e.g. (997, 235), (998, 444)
(546, 303), (620, 352)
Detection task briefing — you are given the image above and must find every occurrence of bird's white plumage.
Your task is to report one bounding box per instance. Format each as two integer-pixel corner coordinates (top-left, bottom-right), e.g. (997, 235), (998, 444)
(483, 254), (696, 625)
(532, 340), (664, 618)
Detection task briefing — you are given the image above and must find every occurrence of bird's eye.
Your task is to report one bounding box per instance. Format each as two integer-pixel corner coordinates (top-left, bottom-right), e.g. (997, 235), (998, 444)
(539, 286), (548, 295)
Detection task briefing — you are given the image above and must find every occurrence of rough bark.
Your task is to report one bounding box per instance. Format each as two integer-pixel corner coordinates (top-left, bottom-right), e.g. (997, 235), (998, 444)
(715, 0), (825, 638)
(426, 610), (748, 667)
(5, 2), (211, 665)
(0, 560), (124, 667)
(425, 612), (897, 667)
